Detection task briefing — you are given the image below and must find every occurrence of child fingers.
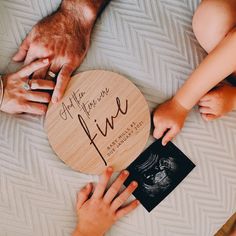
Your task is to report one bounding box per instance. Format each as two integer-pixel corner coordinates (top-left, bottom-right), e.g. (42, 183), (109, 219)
(103, 170), (129, 204)
(111, 181), (138, 211)
(92, 167), (113, 199)
(198, 100), (211, 107)
(201, 113), (217, 121)
(162, 126), (180, 146)
(153, 126), (167, 140)
(200, 93), (212, 102)
(115, 200), (140, 220)
(76, 183), (93, 210)
(199, 106), (214, 114)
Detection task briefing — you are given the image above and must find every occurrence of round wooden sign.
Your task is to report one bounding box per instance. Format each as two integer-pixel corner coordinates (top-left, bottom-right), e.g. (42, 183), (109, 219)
(45, 70), (150, 174)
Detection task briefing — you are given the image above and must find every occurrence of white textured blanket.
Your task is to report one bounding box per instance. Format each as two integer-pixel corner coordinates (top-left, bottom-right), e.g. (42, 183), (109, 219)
(0, 0), (235, 235)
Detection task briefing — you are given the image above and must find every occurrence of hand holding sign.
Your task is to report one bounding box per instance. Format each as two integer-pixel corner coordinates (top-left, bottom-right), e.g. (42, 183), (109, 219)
(45, 70), (150, 174)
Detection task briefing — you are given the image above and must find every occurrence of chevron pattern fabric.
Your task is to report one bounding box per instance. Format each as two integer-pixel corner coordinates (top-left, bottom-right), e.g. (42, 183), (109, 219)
(0, 0), (236, 236)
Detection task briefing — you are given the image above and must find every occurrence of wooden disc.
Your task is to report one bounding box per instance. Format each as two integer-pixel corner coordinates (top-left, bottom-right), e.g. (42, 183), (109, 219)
(45, 70), (150, 174)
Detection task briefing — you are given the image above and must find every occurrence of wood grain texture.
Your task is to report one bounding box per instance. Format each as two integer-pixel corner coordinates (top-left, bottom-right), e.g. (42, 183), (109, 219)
(45, 70), (150, 174)
(215, 212), (236, 236)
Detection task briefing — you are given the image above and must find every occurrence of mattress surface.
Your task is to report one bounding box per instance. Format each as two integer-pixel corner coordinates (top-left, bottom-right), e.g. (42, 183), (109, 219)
(0, 0), (236, 236)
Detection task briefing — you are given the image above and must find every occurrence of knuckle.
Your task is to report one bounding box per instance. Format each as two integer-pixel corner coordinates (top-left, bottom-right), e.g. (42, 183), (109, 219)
(79, 188), (87, 196)
(37, 104), (47, 113)
(30, 42), (40, 51)
(14, 99), (22, 107)
(65, 56), (74, 64)
(50, 81), (56, 89)
(115, 197), (124, 206)
(21, 102), (31, 111)
(128, 182), (137, 191)
(44, 93), (51, 102)
(18, 89), (25, 96)
(40, 105), (47, 112)
(109, 186), (119, 195)
(32, 80), (40, 88)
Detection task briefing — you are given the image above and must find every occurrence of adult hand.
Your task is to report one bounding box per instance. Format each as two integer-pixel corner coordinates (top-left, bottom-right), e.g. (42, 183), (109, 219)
(0, 59), (55, 115)
(12, 2), (95, 103)
(73, 167), (139, 236)
(153, 98), (189, 146)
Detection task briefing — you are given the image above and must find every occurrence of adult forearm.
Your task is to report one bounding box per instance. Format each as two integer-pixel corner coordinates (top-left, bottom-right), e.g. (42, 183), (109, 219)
(174, 28), (236, 110)
(61, 0), (111, 26)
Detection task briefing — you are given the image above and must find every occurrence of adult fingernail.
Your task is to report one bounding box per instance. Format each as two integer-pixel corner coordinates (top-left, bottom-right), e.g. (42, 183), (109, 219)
(43, 58), (49, 64)
(132, 181), (138, 187)
(86, 183), (91, 189)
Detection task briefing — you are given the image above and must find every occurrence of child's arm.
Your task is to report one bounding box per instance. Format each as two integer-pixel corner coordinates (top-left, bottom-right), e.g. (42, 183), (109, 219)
(154, 28), (236, 145)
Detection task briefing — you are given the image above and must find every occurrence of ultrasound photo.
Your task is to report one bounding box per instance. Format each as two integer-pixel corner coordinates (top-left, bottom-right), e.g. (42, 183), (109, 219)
(124, 139), (195, 212)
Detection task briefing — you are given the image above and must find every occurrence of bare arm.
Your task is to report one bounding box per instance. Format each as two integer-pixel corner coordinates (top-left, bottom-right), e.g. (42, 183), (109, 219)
(175, 28), (236, 109)
(61, 0), (111, 26)
(153, 28), (236, 145)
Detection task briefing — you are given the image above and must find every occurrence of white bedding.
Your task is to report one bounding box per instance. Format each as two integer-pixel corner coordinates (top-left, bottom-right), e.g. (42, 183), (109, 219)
(0, 0), (236, 235)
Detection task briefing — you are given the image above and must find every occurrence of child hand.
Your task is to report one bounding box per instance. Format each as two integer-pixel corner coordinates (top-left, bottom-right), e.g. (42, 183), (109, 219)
(153, 98), (189, 146)
(73, 167), (139, 236)
(198, 84), (236, 121)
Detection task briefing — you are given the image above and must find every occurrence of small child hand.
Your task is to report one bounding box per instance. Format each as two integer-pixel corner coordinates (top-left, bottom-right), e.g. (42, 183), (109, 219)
(198, 84), (236, 121)
(153, 98), (189, 146)
(73, 167), (139, 236)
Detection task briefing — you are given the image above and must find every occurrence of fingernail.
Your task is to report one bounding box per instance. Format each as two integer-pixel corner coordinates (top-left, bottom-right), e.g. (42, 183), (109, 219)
(162, 141), (166, 146)
(136, 200), (140, 205)
(132, 181), (138, 187)
(123, 170), (129, 176)
(86, 183), (91, 189)
(107, 167), (113, 172)
(43, 58), (49, 64)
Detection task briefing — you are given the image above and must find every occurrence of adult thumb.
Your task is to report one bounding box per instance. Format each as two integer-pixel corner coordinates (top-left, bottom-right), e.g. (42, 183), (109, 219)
(12, 36), (30, 62)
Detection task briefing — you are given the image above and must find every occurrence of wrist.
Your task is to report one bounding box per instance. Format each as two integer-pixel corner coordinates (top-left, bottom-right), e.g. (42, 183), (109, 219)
(60, 0), (109, 27)
(72, 225), (104, 236)
(171, 96), (191, 113)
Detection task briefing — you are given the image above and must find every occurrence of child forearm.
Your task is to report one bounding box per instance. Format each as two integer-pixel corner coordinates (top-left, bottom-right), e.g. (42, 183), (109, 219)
(174, 28), (236, 110)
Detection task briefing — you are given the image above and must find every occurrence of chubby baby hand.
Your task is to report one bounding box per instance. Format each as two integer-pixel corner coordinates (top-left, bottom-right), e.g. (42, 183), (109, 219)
(153, 98), (189, 146)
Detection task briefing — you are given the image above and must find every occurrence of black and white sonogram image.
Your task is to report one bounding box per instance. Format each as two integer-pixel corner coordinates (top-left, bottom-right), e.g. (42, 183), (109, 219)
(124, 139), (195, 212)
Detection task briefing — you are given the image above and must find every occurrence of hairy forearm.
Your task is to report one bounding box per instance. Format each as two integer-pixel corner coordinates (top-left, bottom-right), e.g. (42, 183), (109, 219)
(174, 28), (236, 109)
(61, 0), (111, 26)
